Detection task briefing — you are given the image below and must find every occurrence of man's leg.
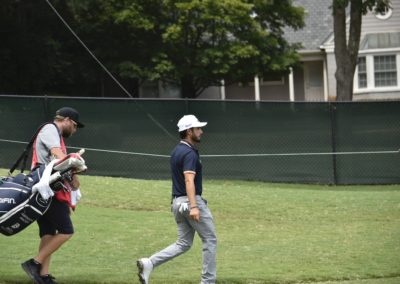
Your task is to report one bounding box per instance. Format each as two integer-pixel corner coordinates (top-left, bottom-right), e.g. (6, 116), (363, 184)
(34, 200), (74, 276)
(36, 233), (73, 275)
(149, 198), (195, 267)
(190, 197), (217, 284)
(137, 197), (196, 284)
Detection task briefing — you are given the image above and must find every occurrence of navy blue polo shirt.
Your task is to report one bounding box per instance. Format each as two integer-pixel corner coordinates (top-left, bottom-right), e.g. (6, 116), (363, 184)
(171, 141), (203, 197)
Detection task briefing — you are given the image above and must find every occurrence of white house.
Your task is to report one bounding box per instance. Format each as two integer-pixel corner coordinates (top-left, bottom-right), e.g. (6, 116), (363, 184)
(198, 0), (400, 101)
(142, 0), (400, 101)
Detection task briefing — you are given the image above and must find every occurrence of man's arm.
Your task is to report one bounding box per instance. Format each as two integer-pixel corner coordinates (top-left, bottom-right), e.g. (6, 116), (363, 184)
(50, 147), (80, 189)
(50, 147), (66, 160)
(184, 172), (200, 222)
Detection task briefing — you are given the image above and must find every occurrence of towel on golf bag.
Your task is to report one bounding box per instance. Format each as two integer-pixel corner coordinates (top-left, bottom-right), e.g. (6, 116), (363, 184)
(0, 165), (50, 236)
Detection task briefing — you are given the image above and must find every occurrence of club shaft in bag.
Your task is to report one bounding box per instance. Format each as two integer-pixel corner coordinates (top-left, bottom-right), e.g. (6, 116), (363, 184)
(48, 168), (73, 186)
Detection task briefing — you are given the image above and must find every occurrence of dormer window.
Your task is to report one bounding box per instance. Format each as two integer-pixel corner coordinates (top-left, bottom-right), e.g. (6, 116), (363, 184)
(361, 32), (400, 50)
(375, 6), (393, 20)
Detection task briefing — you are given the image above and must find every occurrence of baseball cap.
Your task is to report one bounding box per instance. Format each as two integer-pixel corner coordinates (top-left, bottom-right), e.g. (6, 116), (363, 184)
(177, 115), (207, 132)
(55, 107), (85, 128)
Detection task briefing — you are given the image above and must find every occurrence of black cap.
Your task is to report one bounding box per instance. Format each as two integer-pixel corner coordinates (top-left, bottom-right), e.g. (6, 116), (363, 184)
(55, 107), (84, 128)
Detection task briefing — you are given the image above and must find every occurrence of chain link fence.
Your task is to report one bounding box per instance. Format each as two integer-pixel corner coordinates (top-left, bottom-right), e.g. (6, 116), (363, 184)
(0, 95), (399, 184)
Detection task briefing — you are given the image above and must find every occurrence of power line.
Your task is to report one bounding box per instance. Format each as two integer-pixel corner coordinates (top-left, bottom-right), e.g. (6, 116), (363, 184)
(45, 0), (176, 140)
(45, 0), (133, 98)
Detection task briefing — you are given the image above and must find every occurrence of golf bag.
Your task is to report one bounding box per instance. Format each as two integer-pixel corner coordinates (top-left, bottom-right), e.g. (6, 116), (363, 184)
(0, 121), (87, 236)
(0, 151), (87, 236)
(0, 166), (50, 236)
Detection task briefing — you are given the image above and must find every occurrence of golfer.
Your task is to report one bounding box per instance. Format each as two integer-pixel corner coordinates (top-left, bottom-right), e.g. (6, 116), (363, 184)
(137, 114), (217, 284)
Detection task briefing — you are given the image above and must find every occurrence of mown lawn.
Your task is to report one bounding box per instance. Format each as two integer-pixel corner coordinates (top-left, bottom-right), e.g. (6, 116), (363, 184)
(1, 170), (399, 283)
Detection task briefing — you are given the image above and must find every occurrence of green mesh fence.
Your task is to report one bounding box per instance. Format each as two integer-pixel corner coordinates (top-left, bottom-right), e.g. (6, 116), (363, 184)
(0, 95), (399, 184)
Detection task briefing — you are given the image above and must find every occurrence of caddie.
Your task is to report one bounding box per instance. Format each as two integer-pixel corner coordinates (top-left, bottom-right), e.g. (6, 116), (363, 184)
(21, 107), (84, 284)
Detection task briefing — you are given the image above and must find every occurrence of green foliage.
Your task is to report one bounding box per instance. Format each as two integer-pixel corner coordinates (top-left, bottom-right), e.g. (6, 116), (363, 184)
(361, 0), (392, 14)
(0, 0), (304, 98)
(332, 0), (391, 14)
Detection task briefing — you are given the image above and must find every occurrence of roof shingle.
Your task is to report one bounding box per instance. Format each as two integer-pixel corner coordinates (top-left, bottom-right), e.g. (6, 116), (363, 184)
(284, 0), (333, 51)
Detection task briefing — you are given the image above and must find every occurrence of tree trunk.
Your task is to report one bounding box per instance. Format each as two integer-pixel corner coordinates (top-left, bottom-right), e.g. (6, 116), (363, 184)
(333, 0), (363, 101)
(180, 74), (197, 98)
(336, 63), (354, 101)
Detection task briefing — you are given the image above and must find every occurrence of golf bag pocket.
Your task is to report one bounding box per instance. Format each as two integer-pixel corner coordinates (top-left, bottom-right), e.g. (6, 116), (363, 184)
(0, 167), (52, 236)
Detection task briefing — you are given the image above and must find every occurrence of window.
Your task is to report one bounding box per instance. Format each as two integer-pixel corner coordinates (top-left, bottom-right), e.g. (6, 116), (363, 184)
(374, 55), (397, 87)
(361, 32), (400, 50)
(355, 32), (400, 94)
(375, 7), (392, 20)
(356, 54), (399, 91)
(357, 57), (367, 88)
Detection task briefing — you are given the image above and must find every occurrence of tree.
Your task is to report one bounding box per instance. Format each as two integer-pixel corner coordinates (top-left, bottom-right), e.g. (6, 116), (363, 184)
(0, 0), (104, 97)
(79, 0), (304, 98)
(70, 0), (167, 97)
(332, 0), (391, 101)
(0, 0), (304, 98)
(0, 0), (64, 94)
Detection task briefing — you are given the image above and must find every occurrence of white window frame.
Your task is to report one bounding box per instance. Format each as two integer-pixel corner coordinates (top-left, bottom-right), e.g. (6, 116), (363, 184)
(375, 7), (393, 20)
(354, 48), (400, 94)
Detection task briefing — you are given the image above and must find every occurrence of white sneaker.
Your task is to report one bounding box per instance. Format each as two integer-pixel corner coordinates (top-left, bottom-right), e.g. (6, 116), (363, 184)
(137, 258), (153, 284)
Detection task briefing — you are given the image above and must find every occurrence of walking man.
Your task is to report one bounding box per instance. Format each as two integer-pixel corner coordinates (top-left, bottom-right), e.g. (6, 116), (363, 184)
(21, 107), (84, 284)
(137, 114), (217, 284)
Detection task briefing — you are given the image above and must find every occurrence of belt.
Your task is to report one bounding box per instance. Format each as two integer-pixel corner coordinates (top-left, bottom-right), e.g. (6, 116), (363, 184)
(172, 195), (186, 198)
(173, 195), (203, 199)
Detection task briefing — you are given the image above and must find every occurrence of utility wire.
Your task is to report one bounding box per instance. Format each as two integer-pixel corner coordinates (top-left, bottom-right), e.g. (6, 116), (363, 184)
(45, 0), (133, 98)
(1, 139), (398, 158)
(44, 0), (176, 140)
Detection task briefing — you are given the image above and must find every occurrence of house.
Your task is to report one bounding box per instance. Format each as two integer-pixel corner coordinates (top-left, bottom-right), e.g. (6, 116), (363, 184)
(197, 0), (400, 101)
(347, 1), (400, 101)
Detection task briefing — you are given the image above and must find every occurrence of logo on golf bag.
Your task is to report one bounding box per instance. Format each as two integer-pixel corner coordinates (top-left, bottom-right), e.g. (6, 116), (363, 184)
(11, 223), (20, 229)
(0, 198), (16, 204)
(36, 194), (50, 208)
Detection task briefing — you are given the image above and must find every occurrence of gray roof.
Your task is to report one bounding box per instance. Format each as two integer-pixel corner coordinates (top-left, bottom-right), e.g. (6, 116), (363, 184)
(284, 0), (333, 51)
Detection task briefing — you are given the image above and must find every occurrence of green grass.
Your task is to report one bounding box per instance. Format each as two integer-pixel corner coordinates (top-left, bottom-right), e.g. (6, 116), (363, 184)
(0, 169), (399, 284)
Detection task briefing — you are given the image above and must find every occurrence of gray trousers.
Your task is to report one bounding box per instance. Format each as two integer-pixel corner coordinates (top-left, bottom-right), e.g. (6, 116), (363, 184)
(150, 195), (217, 284)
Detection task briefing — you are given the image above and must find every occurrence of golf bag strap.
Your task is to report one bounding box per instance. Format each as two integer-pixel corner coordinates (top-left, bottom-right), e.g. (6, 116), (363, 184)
(8, 122), (57, 176)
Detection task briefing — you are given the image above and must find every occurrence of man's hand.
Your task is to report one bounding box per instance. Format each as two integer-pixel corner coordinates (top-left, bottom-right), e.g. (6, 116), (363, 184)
(69, 174), (80, 190)
(190, 207), (200, 222)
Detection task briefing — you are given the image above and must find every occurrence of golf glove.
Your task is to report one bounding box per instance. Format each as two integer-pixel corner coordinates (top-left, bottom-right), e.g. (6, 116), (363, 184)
(178, 202), (189, 213)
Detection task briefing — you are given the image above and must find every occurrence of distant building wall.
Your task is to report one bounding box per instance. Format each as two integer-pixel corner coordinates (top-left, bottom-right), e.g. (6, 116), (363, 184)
(361, 1), (400, 35)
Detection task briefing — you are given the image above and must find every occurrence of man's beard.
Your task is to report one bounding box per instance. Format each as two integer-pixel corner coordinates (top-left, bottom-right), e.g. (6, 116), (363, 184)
(191, 134), (201, 143)
(62, 130), (72, 138)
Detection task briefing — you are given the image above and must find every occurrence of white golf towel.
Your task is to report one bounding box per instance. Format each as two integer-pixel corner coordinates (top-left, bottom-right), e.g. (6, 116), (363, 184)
(32, 160), (57, 200)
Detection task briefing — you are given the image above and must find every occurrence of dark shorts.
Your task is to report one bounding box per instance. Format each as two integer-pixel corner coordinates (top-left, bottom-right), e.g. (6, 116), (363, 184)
(37, 198), (74, 237)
